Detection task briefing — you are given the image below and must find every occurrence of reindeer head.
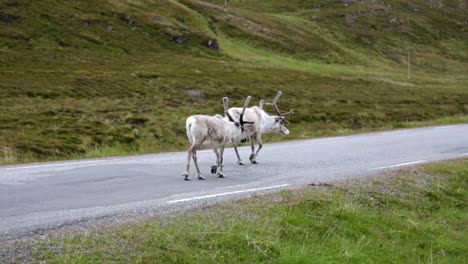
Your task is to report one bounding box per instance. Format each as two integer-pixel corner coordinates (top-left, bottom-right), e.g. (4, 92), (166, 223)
(273, 116), (290, 135)
(223, 96), (252, 143)
(262, 91), (294, 136)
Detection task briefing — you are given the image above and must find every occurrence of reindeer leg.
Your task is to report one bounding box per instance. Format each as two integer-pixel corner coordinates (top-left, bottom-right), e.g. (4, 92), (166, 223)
(251, 135), (263, 164)
(233, 144), (245, 165)
(183, 148), (192, 181)
(217, 146), (225, 178)
(249, 135), (257, 164)
(192, 149), (205, 180)
(212, 148), (219, 174)
(254, 135), (263, 163)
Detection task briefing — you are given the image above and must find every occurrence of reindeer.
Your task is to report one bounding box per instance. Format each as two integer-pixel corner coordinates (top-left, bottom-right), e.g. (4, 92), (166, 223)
(227, 91), (294, 165)
(182, 96), (252, 181)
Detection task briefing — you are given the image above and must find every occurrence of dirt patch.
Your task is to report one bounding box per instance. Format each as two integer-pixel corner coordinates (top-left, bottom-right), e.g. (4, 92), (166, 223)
(125, 117), (149, 128)
(186, 89), (206, 101)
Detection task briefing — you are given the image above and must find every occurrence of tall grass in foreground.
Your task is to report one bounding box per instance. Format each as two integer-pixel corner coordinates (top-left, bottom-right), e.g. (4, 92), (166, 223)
(8, 159), (467, 263)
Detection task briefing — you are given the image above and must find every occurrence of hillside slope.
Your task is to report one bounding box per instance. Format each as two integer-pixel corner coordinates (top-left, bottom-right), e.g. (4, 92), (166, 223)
(0, 0), (467, 163)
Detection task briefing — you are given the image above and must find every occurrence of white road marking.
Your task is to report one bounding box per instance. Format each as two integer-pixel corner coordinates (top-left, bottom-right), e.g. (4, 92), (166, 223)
(432, 125), (458, 130)
(167, 184), (291, 204)
(369, 160), (426, 170)
(381, 131), (409, 135)
(4, 160), (110, 170)
(307, 136), (347, 143)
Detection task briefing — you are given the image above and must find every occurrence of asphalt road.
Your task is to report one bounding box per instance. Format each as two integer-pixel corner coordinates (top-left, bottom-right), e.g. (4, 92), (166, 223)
(1, 124), (467, 240)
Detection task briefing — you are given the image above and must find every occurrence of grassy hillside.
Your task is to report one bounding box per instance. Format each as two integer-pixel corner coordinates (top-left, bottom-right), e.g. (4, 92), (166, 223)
(1, 0), (467, 163)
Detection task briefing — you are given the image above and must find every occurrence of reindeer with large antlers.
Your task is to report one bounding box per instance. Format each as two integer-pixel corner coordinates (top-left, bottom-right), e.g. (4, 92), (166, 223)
(227, 91), (294, 165)
(182, 96), (252, 181)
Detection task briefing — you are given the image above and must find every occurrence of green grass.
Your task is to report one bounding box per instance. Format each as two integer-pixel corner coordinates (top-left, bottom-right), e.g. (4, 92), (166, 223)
(1, 0), (467, 164)
(6, 158), (467, 263)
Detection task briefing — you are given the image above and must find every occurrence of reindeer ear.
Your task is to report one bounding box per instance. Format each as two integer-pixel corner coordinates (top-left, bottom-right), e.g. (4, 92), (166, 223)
(275, 116), (282, 123)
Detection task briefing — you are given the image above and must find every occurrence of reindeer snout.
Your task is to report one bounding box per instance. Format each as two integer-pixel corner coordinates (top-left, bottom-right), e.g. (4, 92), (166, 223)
(282, 129), (290, 136)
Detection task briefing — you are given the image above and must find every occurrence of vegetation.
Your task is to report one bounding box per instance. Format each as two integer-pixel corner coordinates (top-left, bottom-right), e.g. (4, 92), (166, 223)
(1, 0), (467, 164)
(4, 158), (467, 263)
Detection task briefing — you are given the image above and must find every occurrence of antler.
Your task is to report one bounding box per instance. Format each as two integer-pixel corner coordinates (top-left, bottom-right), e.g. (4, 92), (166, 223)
(265, 91), (294, 116)
(223, 97), (236, 122)
(259, 99), (265, 110)
(239, 96), (252, 126)
(222, 97), (229, 113)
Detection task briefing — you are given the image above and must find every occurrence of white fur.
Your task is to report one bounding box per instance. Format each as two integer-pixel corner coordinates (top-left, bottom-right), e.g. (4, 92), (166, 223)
(228, 106), (289, 164)
(183, 115), (246, 180)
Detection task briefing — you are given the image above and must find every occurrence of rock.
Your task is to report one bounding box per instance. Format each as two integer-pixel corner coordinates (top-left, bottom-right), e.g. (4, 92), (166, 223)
(119, 13), (135, 26)
(125, 117), (148, 128)
(351, 118), (363, 129)
(0, 13), (19, 23)
(204, 39), (219, 50)
(345, 13), (359, 25)
(154, 16), (164, 22)
(311, 3), (321, 9)
(457, 0), (466, 9)
(343, 0), (378, 5)
(408, 3), (420, 12)
(310, 15), (320, 21)
(309, 182), (333, 187)
(425, 0), (444, 9)
(173, 35), (188, 45)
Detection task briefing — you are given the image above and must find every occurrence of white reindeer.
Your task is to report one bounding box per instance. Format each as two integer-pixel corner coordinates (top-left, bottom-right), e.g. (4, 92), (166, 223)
(227, 91), (294, 165)
(182, 96), (252, 181)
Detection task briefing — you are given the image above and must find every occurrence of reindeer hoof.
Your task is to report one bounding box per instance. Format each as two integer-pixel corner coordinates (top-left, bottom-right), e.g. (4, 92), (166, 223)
(198, 175), (205, 180)
(183, 173), (190, 181)
(251, 160), (258, 164)
(211, 165), (217, 174)
(217, 173), (225, 178)
(237, 161), (245, 166)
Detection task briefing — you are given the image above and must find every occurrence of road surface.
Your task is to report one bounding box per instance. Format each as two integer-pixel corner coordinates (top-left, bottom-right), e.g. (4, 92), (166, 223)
(1, 124), (467, 240)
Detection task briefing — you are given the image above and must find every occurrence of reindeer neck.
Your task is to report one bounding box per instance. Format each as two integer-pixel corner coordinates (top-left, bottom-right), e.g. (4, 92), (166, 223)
(259, 114), (278, 134)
